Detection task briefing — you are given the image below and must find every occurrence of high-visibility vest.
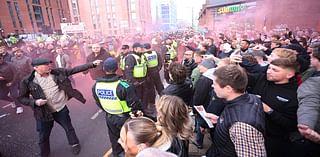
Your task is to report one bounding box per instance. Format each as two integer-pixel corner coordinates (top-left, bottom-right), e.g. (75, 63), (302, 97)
(132, 53), (147, 78)
(120, 55), (126, 70)
(166, 43), (177, 60)
(95, 80), (131, 114)
(144, 51), (158, 68)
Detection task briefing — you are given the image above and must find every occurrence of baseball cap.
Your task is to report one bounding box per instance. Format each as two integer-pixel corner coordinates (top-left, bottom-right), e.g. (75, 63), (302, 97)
(132, 42), (143, 49)
(103, 57), (118, 72)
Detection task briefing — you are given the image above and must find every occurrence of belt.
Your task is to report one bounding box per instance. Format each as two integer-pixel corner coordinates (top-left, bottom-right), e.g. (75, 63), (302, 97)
(106, 112), (129, 118)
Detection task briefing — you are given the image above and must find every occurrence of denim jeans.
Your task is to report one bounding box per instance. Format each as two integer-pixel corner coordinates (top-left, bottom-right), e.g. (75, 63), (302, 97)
(36, 106), (79, 157)
(195, 115), (205, 146)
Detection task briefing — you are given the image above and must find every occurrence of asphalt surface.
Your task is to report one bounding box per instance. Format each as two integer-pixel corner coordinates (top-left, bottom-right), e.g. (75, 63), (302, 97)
(0, 74), (111, 157)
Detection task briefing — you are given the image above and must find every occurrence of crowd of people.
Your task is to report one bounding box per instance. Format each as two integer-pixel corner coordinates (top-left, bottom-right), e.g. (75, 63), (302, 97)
(0, 27), (320, 157)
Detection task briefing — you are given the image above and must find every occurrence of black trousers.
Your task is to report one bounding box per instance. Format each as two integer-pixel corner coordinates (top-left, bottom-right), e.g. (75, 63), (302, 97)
(147, 69), (164, 95)
(106, 113), (129, 156)
(36, 106), (79, 157)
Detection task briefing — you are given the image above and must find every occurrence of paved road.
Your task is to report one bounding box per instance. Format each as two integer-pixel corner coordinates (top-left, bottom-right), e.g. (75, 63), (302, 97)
(0, 75), (111, 157)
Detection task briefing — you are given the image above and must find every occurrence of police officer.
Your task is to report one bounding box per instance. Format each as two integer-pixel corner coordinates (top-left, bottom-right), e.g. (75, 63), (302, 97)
(118, 45), (130, 77)
(143, 43), (163, 94)
(124, 43), (148, 110)
(160, 37), (177, 83)
(92, 57), (142, 157)
(143, 43), (164, 119)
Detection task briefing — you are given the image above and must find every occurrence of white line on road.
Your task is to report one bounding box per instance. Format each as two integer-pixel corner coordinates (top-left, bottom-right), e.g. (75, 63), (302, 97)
(2, 103), (13, 109)
(90, 109), (103, 120)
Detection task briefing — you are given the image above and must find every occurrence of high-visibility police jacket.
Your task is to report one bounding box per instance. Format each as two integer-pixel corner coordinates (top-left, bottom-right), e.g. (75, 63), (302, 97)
(95, 80), (131, 114)
(144, 51), (158, 68)
(119, 55), (126, 71)
(166, 44), (177, 60)
(131, 53), (147, 78)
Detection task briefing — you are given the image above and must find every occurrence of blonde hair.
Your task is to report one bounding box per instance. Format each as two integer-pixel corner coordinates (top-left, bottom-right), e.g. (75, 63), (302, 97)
(272, 48), (297, 62)
(155, 95), (193, 140)
(123, 117), (171, 148)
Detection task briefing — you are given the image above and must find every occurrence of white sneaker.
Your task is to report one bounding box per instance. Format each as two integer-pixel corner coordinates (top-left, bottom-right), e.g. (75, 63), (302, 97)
(9, 102), (16, 108)
(16, 107), (23, 114)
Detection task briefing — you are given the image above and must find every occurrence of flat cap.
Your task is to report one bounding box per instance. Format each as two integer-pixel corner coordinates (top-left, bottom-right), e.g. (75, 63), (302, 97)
(31, 58), (52, 67)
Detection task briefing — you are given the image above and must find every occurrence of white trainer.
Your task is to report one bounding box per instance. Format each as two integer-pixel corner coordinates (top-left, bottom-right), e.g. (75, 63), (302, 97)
(16, 107), (23, 114)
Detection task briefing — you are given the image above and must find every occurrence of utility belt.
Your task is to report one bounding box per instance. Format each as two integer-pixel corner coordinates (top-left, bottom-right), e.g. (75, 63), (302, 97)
(106, 112), (130, 118)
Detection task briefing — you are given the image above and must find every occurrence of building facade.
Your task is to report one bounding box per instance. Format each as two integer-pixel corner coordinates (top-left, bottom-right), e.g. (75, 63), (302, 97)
(152, 0), (177, 31)
(69, 0), (152, 36)
(198, 0), (320, 32)
(0, 0), (71, 36)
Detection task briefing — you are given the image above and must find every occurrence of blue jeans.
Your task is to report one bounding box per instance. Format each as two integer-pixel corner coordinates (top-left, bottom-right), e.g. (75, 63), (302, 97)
(36, 106), (79, 157)
(195, 115), (205, 146)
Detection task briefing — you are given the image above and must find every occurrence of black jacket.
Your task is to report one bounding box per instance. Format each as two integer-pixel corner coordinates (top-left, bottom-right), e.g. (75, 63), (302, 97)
(182, 59), (197, 78)
(248, 73), (299, 137)
(161, 79), (193, 106)
(209, 94), (265, 157)
(0, 61), (17, 84)
(193, 75), (213, 108)
(92, 74), (142, 113)
(167, 137), (189, 157)
(84, 49), (110, 80)
(207, 45), (217, 56)
(18, 63), (96, 121)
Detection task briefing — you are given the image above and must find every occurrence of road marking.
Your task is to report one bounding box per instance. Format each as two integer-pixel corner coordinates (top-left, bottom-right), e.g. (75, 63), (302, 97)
(90, 109), (103, 120)
(103, 148), (112, 157)
(2, 103), (13, 109)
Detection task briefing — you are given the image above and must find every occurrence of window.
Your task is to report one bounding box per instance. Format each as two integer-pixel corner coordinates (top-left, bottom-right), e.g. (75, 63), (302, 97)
(33, 6), (44, 27)
(14, 2), (24, 29)
(7, 1), (17, 28)
(130, 3), (135, 11)
(72, 2), (78, 15)
(74, 17), (79, 22)
(46, 7), (51, 26)
(26, 0), (35, 30)
(50, 8), (55, 27)
(48, 0), (51, 6)
(108, 22), (111, 28)
(32, 0), (40, 5)
(131, 12), (136, 20)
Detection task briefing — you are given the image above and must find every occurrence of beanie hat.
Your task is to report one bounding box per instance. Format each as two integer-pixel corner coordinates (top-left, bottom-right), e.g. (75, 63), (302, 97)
(199, 59), (215, 69)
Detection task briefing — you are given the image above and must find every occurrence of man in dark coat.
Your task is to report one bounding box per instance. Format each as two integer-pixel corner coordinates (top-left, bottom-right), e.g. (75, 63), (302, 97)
(18, 58), (102, 157)
(83, 43), (110, 80)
